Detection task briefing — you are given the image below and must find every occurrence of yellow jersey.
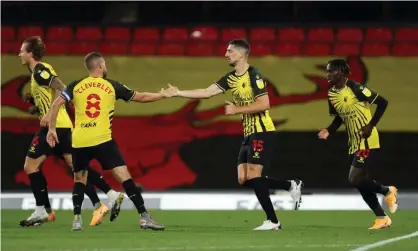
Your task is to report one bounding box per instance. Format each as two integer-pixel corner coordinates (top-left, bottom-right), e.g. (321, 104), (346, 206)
(216, 66), (275, 136)
(61, 77), (135, 148)
(328, 80), (380, 154)
(30, 62), (73, 129)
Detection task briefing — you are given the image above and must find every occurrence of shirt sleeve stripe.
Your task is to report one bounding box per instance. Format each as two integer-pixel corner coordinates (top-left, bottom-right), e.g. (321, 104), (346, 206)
(48, 75), (56, 87)
(370, 94), (379, 104)
(215, 83), (225, 92)
(254, 92), (268, 99)
(61, 92), (71, 101)
(127, 91), (136, 102)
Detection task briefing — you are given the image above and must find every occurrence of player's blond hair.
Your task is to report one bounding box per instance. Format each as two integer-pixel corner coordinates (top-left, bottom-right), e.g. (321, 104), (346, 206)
(84, 52), (103, 71)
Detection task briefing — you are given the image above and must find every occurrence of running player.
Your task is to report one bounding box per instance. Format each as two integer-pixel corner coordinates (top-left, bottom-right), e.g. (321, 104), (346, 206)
(168, 39), (303, 230)
(18, 37), (122, 227)
(46, 52), (173, 231)
(318, 59), (398, 230)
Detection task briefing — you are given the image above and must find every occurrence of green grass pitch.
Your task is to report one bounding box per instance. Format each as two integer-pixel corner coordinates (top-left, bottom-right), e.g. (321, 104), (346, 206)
(2, 210), (418, 251)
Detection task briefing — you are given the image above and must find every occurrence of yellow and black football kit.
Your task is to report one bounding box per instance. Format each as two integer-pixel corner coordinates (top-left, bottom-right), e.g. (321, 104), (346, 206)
(328, 80), (380, 167)
(27, 62), (73, 159)
(61, 77), (135, 172)
(216, 66), (276, 167)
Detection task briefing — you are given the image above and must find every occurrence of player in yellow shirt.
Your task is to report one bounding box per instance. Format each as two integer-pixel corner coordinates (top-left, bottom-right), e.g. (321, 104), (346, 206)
(47, 52), (176, 231)
(18, 37), (122, 227)
(168, 39), (303, 230)
(318, 59), (398, 230)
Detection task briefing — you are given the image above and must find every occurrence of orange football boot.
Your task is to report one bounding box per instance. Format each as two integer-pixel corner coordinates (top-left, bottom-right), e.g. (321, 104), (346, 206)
(89, 203), (109, 226)
(385, 186), (399, 214)
(368, 216), (392, 230)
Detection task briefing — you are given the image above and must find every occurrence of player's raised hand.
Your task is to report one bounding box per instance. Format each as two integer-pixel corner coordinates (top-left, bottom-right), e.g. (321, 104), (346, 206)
(224, 100), (237, 115)
(318, 128), (329, 140)
(46, 130), (59, 147)
(161, 84), (179, 97)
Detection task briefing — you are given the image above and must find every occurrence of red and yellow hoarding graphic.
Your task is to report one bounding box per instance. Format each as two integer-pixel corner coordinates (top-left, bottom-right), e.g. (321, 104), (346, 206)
(2, 56), (417, 191)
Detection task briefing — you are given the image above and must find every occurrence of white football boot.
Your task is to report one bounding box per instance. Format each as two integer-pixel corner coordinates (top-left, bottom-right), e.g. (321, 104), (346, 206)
(253, 220), (282, 231)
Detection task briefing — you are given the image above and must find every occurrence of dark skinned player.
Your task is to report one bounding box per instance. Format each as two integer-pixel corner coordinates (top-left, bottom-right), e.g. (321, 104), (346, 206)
(318, 59), (398, 230)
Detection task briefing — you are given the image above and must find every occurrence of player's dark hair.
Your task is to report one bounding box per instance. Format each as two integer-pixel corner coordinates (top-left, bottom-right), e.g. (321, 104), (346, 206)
(229, 39), (251, 55)
(23, 36), (45, 61)
(328, 59), (351, 75)
(84, 52), (103, 71)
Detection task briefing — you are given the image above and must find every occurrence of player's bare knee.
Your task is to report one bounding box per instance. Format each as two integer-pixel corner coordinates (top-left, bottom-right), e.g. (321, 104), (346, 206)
(112, 165), (132, 183)
(73, 170), (88, 184)
(237, 164), (248, 185)
(63, 154), (73, 169)
(24, 158), (41, 174)
(246, 164), (263, 180)
(246, 173), (262, 180)
(237, 176), (247, 185)
(65, 162), (74, 171)
(24, 162), (39, 174)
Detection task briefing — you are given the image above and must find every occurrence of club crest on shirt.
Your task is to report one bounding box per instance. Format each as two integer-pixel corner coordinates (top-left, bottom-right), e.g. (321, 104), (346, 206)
(256, 79), (264, 89)
(362, 87), (372, 97)
(40, 70), (50, 80)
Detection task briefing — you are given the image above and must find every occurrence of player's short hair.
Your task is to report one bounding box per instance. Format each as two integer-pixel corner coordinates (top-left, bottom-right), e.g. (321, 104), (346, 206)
(84, 52), (103, 71)
(328, 59), (351, 75)
(23, 36), (45, 61)
(229, 39), (251, 55)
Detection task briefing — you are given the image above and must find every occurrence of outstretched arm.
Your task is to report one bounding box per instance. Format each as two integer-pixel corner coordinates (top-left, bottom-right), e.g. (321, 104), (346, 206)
(131, 91), (167, 103)
(130, 85), (179, 103)
(176, 84), (224, 99)
(114, 82), (177, 103)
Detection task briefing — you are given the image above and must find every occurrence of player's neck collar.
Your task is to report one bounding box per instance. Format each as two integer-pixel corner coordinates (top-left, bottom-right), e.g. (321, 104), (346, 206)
(234, 64), (250, 77)
(29, 61), (41, 72)
(334, 78), (348, 90)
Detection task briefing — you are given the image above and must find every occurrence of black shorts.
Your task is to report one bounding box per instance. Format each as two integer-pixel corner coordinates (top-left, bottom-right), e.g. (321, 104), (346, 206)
(27, 127), (72, 159)
(72, 139), (126, 173)
(237, 132), (276, 168)
(348, 149), (379, 168)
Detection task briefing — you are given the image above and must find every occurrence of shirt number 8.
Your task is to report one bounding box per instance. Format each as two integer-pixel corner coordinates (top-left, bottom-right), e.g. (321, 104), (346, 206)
(85, 93), (101, 118)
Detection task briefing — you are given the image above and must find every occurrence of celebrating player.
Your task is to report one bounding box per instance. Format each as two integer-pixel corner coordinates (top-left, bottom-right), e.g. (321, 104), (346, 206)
(18, 37), (123, 227)
(46, 52), (175, 231)
(318, 59), (398, 230)
(168, 39), (303, 230)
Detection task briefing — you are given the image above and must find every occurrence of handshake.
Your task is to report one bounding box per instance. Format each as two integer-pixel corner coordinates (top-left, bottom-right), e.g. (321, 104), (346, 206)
(159, 84), (180, 98)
